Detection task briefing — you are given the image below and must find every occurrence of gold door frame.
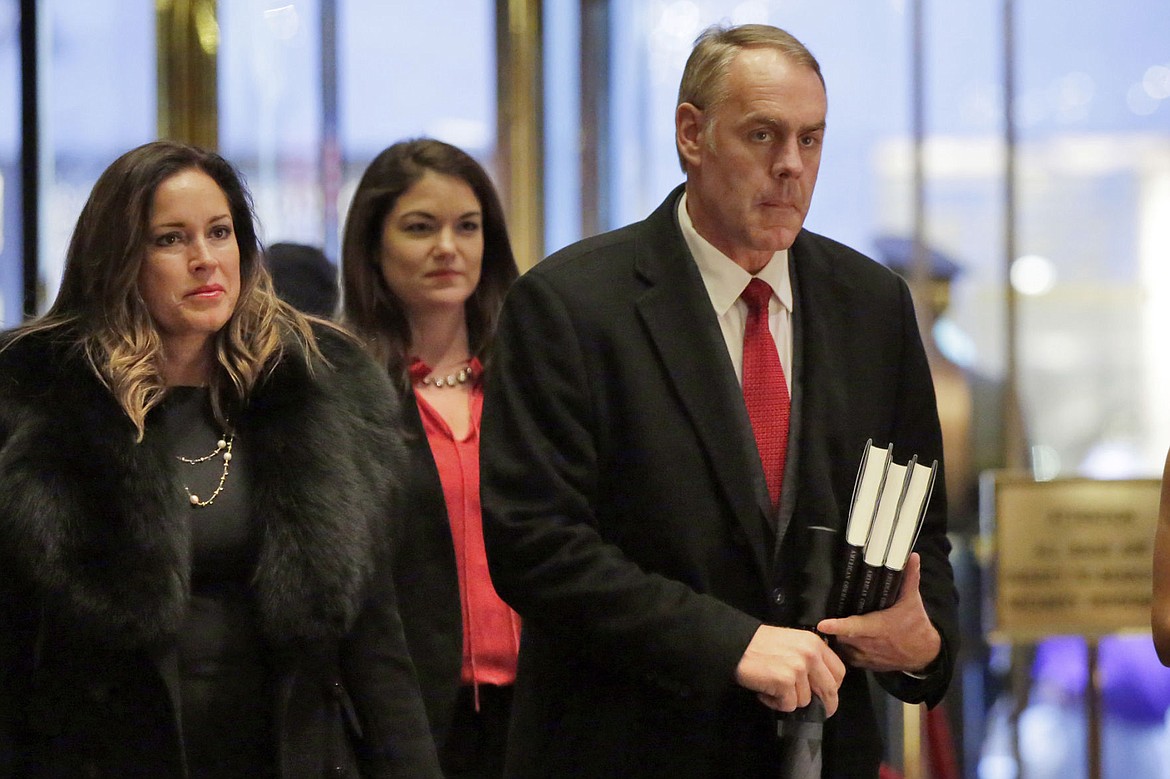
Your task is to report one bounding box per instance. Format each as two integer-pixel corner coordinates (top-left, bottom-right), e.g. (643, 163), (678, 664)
(156, 0), (218, 149)
(496, 0), (544, 271)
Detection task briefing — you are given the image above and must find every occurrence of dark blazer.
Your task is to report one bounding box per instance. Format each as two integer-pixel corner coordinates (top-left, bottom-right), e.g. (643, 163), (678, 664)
(0, 327), (442, 778)
(481, 187), (958, 778)
(390, 394), (463, 748)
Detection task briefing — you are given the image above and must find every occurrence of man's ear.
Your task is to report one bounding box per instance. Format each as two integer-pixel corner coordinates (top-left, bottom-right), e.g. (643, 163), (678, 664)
(676, 102), (704, 169)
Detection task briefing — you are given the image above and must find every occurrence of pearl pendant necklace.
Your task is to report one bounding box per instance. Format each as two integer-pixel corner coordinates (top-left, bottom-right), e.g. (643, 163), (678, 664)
(419, 365), (475, 389)
(178, 432), (235, 507)
(409, 356), (480, 390)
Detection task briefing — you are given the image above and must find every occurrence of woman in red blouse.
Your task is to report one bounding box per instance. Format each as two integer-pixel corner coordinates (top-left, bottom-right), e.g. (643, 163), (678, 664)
(341, 139), (520, 778)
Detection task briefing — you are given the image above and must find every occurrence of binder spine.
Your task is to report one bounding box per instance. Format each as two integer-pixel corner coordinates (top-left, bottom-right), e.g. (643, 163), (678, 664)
(831, 545), (864, 618)
(854, 564), (881, 615)
(876, 567), (903, 611)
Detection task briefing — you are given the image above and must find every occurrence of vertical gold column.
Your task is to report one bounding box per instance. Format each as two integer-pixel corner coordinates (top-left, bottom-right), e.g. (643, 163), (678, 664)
(156, 0), (219, 149)
(902, 703), (924, 779)
(495, 0), (544, 271)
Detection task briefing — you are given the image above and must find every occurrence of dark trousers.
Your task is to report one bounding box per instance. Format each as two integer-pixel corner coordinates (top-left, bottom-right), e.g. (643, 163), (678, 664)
(440, 684), (513, 779)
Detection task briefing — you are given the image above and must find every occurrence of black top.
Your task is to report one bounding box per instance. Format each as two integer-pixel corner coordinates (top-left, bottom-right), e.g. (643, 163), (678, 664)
(159, 387), (273, 778)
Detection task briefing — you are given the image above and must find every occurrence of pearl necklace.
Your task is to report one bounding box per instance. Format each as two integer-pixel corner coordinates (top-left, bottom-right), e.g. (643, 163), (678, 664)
(178, 432), (235, 507)
(418, 365), (475, 389)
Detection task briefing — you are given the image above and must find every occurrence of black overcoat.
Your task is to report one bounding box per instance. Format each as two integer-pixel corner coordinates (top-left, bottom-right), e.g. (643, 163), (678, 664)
(481, 187), (959, 778)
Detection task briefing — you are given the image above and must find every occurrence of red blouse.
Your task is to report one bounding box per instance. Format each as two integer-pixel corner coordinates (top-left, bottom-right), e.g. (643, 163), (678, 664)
(410, 358), (521, 697)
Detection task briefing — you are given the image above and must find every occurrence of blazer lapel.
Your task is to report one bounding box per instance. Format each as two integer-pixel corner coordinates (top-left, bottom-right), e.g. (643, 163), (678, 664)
(633, 191), (773, 585)
(770, 235), (852, 612)
(772, 253), (806, 556)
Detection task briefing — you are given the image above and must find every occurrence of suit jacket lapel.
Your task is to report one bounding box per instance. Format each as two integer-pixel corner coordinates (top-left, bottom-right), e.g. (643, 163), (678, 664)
(771, 234), (852, 612)
(633, 190), (773, 585)
(772, 251), (805, 555)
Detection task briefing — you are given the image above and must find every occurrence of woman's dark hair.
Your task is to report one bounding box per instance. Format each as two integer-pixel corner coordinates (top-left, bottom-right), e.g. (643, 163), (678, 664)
(8, 139), (318, 438)
(341, 138), (519, 388)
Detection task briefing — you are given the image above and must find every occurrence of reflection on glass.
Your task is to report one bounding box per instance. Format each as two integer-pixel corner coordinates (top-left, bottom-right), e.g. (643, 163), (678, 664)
(1, 0), (17, 326)
(220, 0), (325, 253)
(219, 2), (496, 264)
(338, 1), (496, 262)
(41, 0), (154, 313)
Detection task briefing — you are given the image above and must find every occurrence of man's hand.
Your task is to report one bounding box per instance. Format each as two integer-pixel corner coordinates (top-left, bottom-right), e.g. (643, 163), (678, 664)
(816, 552), (941, 673)
(734, 625), (846, 715)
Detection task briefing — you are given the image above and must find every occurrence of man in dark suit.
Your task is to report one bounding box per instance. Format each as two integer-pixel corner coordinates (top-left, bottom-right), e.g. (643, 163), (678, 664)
(480, 23), (958, 779)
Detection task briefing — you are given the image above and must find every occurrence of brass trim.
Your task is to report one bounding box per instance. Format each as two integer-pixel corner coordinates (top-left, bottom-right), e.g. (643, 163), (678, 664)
(156, 0), (219, 149)
(495, 0), (544, 271)
(902, 703), (923, 779)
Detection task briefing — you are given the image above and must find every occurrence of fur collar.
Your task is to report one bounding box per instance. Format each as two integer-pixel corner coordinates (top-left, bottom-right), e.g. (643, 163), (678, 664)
(0, 328), (402, 651)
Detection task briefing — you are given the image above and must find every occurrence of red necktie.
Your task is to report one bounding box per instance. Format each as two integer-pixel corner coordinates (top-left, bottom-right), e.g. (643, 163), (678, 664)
(741, 278), (790, 508)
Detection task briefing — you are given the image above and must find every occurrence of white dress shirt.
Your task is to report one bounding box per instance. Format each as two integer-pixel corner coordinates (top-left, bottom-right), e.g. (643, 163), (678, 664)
(677, 193), (793, 394)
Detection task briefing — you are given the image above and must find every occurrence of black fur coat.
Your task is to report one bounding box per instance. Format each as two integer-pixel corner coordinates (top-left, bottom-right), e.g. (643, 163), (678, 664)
(0, 327), (442, 778)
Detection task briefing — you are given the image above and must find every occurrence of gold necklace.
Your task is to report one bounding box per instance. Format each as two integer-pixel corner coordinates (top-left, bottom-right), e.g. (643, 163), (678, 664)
(178, 432), (235, 507)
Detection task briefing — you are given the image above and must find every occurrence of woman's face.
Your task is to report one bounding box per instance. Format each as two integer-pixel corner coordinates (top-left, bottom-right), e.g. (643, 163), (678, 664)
(378, 170), (484, 317)
(138, 168), (241, 353)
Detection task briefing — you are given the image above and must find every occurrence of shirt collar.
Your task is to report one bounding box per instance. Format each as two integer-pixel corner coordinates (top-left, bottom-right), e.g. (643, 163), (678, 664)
(677, 192), (793, 316)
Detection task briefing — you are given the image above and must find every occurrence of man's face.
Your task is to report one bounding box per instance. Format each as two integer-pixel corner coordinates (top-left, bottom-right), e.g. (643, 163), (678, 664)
(677, 48), (827, 272)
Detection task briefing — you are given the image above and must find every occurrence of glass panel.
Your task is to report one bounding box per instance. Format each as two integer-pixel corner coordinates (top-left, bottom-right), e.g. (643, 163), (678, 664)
(339, 3), (494, 161)
(41, 0), (155, 311)
(0, 0), (19, 327)
(544, 0), (582, 254)
(338, 1), (496, 258)
(1012, 0), (1170, 480)
(877, 1), (1007, 526)
(219, 0), (326, 250)
(219, 1), (497, 263)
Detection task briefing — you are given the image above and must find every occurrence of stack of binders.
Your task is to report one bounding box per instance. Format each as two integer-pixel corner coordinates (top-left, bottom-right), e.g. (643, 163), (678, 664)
(830, 440), (938, 618)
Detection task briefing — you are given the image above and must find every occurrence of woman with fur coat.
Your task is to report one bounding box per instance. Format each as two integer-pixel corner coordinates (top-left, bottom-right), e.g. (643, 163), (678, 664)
(0, 141), (441, 778)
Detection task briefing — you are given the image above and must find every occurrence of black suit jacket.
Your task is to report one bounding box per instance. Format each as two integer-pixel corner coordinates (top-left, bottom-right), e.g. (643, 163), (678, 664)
(481, 187), (958, 778)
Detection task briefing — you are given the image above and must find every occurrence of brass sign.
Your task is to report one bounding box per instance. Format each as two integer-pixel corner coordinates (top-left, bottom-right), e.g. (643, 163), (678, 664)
(990, 475), (1160, 640)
